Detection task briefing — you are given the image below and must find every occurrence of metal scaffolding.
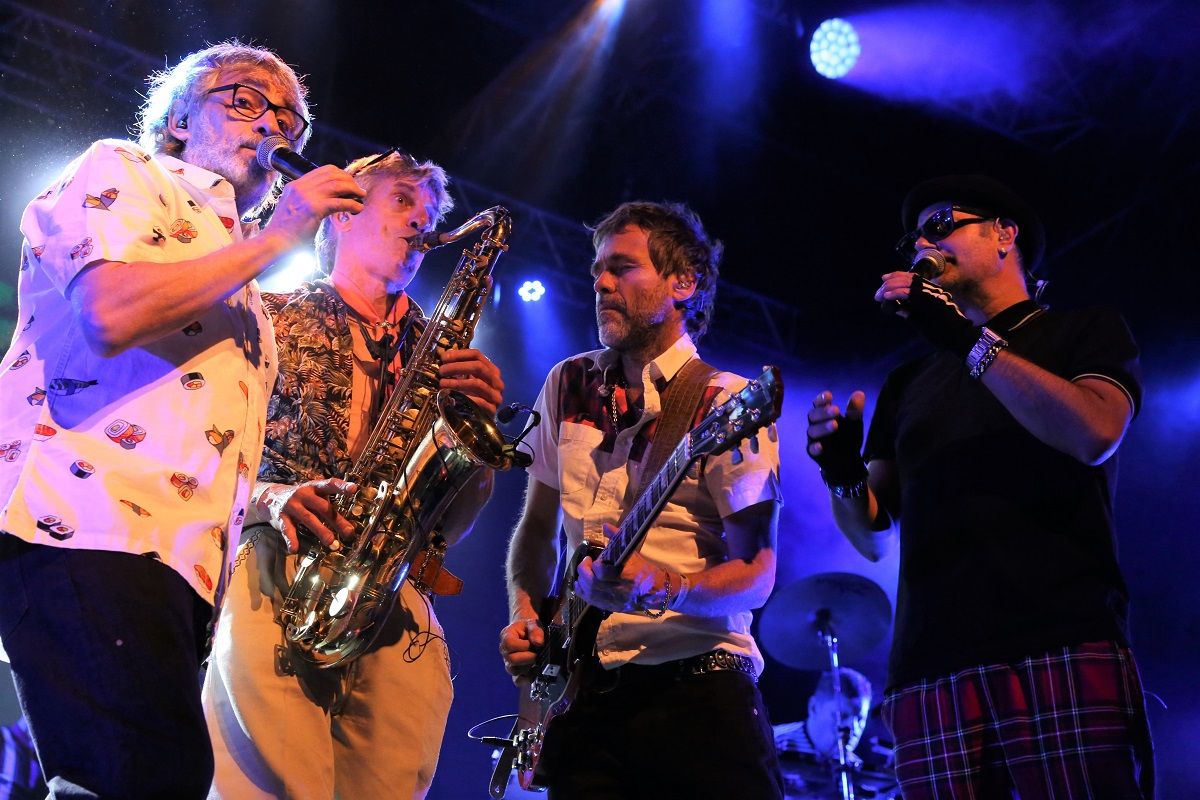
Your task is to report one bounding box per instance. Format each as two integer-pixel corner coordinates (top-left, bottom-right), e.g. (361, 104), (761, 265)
(0, 0), (806, 358)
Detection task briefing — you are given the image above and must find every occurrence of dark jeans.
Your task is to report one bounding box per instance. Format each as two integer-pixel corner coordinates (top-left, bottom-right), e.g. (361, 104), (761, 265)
(0, 535), (214, 799)
(541, 664), (784, 800)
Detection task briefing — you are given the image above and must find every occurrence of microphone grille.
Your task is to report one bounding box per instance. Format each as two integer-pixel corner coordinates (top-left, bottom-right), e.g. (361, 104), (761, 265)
(911, 248), (946, 279)
(256, 135), (290, 171)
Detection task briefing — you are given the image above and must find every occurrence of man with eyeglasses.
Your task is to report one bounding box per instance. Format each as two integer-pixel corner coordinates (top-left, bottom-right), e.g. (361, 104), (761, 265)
(202, 148), (504, 799)
(0, 41), (363, 797)
(806, 175), (1153, 798)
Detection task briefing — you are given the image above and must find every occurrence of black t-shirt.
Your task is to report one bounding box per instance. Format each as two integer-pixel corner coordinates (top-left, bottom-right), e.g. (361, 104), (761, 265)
(864, 300), (1142, 689)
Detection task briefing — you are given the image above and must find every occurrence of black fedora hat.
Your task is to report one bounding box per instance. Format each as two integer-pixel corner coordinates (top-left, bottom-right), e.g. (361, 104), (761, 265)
(901, 174), (1046, 273)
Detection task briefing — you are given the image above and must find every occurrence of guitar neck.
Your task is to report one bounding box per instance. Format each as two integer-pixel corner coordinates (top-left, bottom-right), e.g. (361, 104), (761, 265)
(602, 435), (692, 569)
(595, 365), (782, 574)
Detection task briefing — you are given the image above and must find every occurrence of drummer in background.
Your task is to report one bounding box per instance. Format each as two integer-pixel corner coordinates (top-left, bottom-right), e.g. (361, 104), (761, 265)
(774, 667), (873, 763)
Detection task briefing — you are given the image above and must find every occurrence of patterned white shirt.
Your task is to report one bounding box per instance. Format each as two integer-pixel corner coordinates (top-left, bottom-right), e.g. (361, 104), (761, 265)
(528, 334), (782, 672)
(0, 139), (278, 604)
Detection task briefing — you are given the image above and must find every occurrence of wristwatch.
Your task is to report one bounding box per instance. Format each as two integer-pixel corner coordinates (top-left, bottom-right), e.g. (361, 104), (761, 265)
(965, 326), (1009, 380)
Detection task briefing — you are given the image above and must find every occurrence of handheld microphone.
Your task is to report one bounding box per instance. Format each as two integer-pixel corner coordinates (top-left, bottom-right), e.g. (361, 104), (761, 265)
(256, 135), (318, 180)
(883, 249), (948, 316)
(910, 248), (946, 280)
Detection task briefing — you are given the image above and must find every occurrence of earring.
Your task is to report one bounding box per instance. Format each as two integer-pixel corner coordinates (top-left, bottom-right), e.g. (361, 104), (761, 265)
(676, 280), (692, 289)
(178, 118), (188, 129)
(998, 248), (1008, 259)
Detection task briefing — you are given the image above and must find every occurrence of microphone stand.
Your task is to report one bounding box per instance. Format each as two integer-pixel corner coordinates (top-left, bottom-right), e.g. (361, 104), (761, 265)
(815, 609), (855, 800)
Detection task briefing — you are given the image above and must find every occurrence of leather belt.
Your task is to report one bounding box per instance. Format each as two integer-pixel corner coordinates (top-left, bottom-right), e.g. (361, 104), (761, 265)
(410, 545), (463, 597)
(618, 649), (758, 683)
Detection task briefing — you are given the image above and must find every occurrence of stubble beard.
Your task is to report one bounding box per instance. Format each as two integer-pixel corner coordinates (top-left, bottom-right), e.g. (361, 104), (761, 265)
(935, 263), (987, 310)
(597, 306), (670, 359)
(386, 250), (422, 294)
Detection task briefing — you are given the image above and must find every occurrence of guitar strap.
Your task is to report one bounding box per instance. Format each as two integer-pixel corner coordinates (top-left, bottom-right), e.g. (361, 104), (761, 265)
(634, 357), (717, 497)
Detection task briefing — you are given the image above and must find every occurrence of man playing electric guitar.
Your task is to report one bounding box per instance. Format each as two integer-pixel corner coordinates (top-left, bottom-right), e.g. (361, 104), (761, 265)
(500, 201), (785, 798)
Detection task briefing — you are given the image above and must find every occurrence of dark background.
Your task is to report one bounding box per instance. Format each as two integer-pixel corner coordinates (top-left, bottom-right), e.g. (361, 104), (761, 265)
(1, 1), (1197, 796)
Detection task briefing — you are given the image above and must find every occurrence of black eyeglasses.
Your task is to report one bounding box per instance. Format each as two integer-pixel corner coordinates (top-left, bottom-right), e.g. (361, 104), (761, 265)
(895, 204), (994, 256)
(350, 145), (419, 174)
(204, 83), (309, 142)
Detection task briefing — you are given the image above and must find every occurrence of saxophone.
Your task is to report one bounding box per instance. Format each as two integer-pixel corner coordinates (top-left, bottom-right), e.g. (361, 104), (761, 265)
(277, 206), (515, 668)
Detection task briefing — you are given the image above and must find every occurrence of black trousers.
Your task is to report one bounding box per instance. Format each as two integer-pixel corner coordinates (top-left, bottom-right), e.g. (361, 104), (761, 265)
(0, 536), (213, 799)
(541, 664), (785, 800)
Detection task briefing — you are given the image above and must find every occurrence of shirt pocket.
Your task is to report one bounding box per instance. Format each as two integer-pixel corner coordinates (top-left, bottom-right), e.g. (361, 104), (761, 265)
(558, 422), (605, 500)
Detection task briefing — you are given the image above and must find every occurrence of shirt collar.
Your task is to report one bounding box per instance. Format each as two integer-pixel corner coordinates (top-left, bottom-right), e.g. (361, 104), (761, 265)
(156, 155), (236, 201)
(593, 333), (698, 390)
(986, 298), (1045, 334)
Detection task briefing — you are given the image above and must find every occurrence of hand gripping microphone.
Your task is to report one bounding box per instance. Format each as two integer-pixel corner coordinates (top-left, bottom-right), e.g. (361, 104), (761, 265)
(884, 248), (947, 316)
(256, 135), (318, 180)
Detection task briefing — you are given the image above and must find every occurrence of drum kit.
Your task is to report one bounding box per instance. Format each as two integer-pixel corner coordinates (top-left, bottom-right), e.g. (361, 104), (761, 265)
(759, 572), (898, 800)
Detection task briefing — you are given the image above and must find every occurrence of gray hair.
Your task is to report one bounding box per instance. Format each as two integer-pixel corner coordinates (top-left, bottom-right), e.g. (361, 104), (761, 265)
(314, 151), (454, 275)
(136, 39), (310, 156)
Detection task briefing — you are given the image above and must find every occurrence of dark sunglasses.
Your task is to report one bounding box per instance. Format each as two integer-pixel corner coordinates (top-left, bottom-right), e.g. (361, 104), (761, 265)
(895, 205), (995, 256)
(204, 83), (309, 142)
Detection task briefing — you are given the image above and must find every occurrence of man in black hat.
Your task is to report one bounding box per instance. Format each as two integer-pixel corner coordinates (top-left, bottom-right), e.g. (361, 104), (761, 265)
(806, 175), (1154, 798)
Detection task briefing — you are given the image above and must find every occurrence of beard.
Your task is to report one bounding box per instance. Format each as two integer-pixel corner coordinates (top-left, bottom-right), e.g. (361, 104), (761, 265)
(182, 128), (275, 214)
(596, 287), (672, 354)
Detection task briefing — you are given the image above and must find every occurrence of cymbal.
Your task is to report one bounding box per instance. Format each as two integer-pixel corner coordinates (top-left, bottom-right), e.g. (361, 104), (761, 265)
(759, 572), (892, 670)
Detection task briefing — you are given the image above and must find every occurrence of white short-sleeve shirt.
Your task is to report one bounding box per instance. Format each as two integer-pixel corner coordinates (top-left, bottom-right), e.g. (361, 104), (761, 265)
(528, 334), (783, 672)
(0, 139), (278, 604)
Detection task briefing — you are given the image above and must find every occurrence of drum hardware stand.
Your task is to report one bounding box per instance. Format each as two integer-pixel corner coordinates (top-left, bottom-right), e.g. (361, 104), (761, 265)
(815, 608), (855, 800)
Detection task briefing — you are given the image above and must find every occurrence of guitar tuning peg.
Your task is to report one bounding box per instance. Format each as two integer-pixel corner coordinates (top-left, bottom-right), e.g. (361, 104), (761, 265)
(730, 446), (744, 465)
(767, 423), (778, 443)
(749, 435), (760, 454)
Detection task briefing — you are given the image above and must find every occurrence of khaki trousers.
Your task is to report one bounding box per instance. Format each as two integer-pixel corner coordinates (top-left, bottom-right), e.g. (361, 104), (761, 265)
(202, 526), (453, 799)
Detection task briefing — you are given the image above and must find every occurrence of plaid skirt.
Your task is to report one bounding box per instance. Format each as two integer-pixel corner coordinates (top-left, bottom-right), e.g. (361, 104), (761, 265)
(882, 640), (1154, 799)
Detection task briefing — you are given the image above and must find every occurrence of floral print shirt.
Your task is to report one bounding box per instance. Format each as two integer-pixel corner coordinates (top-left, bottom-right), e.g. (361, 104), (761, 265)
(259, 282), (425, 485)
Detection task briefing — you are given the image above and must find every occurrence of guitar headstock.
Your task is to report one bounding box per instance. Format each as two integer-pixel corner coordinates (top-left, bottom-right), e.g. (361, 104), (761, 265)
(690, 365), (783, 459)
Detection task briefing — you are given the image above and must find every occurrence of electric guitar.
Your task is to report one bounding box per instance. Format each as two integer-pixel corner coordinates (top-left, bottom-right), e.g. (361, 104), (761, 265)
(489, 365), (784, 798)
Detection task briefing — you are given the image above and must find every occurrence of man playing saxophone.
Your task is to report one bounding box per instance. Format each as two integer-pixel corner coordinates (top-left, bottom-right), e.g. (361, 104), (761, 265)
(202, 148), (504, 799)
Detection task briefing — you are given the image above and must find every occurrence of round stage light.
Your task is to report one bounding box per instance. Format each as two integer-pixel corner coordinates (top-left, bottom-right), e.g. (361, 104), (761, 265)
(810, 18), (860, 79)
(518, 280), (546, 302)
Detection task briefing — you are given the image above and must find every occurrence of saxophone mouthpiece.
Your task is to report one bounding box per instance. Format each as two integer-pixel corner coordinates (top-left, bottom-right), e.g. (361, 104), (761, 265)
(406, 231), (444, 254)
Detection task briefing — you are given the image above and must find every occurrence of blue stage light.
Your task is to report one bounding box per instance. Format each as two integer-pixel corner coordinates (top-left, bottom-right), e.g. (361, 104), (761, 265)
(810, 18), (860, 79)
(518, 280), (546, 302)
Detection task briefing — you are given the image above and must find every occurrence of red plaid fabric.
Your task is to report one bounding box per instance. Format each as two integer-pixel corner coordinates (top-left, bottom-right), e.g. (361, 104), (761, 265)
(882, 641), (1154, 799)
